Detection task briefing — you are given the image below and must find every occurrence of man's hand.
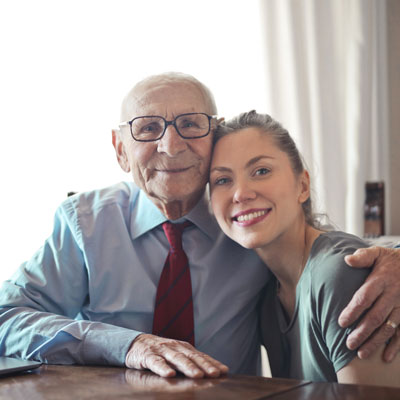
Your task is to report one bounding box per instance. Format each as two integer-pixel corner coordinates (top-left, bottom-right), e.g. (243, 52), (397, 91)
(338, 246), (400, 361)
(125, 334), (229, 378)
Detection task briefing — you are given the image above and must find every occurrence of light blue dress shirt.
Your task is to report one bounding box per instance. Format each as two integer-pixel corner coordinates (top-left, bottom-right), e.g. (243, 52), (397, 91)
(0, 182), (269, 374)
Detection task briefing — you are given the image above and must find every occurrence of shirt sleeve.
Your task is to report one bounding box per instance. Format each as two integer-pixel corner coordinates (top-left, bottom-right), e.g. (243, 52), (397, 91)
(0, 203), (141, 365)
(312, 246), (370, 373)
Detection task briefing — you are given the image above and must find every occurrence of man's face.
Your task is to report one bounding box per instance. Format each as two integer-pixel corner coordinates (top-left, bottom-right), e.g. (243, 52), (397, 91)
(113, 81), (214, 210)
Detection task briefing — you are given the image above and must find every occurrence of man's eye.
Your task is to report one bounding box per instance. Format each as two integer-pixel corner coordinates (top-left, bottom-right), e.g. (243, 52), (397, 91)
(179, 120), (197, 129)
(255, 168), (270, 176)
(141, 123), (158, 132)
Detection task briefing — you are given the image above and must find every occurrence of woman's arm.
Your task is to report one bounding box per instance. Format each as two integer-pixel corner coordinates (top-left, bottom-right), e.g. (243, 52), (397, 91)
(310, 233), (399, 385)
(337, 337), (400, 387)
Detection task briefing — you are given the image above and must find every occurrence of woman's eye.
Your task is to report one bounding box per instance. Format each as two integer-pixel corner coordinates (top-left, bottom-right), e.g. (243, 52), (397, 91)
(255, 167), (270, 176)
(214, 177), (230, 186)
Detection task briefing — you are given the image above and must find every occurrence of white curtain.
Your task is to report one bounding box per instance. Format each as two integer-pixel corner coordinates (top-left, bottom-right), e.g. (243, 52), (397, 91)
(259, 0), (389, 235)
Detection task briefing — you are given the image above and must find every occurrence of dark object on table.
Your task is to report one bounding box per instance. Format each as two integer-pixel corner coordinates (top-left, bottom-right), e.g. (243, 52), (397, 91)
(364, 181), (385, 238)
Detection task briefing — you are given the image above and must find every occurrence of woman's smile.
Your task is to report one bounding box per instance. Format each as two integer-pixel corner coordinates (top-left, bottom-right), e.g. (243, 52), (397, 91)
(232, 208), (272, 226)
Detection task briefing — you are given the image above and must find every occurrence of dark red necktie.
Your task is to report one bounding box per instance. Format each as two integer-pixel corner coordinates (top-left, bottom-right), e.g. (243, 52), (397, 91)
(152, 221), (195, 346)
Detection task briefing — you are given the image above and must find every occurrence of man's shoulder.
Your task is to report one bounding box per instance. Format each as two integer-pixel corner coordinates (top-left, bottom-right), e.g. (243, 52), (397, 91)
(61, 181), (140, 216)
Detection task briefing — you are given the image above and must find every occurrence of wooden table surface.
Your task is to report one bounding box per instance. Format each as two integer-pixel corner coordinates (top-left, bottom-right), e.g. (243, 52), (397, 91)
(0, 365), (398, 400)
(271, 380), (400, 400)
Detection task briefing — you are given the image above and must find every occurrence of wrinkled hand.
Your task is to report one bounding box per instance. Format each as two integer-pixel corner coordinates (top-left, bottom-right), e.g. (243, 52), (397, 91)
(339, 246), (400, 361)
(125, 334), (229, 378)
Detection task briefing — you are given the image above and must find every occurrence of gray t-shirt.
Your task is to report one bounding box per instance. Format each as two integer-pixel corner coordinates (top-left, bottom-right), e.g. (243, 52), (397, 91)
(260, 231), (369, 382)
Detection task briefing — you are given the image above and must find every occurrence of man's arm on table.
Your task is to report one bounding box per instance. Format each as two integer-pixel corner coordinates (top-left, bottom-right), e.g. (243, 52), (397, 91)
(0, 206), (227, 377)
(339, 246), (400, 361)
(0, 206), (139, 365)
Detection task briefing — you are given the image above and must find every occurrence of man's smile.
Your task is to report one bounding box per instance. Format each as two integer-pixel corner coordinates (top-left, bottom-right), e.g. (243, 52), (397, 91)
(155, 166), (193, 173)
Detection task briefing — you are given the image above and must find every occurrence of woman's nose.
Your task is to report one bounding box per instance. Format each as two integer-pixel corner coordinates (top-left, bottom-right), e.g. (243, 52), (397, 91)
(233, 182), (256, 203)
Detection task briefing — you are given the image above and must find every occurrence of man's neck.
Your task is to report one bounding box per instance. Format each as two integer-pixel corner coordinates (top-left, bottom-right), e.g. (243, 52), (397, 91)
(152, 190), (205, 220)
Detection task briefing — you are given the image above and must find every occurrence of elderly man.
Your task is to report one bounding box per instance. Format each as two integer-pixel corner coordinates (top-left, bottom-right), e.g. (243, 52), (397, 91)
(0, 72), (399, 379)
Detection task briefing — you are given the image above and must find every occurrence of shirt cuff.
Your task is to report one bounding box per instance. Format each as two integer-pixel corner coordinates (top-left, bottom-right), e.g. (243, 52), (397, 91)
(82, 323), (142, 366)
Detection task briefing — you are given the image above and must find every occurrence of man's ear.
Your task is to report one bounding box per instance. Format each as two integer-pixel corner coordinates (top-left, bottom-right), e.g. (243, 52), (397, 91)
(298, 170), (311, 204)
(210, 117), (225, 132)
(112, 129), (130, 173)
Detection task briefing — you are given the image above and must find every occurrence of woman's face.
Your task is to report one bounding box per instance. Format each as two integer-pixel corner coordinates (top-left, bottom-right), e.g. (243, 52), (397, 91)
(210, 128), (309, 249)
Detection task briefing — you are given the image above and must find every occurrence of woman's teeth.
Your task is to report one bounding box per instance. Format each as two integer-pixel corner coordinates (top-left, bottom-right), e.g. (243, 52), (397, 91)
(236, 210), (267, 222)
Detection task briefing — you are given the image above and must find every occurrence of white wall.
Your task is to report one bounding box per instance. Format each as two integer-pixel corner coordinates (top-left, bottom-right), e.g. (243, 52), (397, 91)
(0, 0), (268, 281)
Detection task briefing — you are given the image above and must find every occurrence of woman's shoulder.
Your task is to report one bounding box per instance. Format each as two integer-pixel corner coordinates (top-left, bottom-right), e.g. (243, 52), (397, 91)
(305, 231), (370, 288)
(312, 230), (368, 254)
(309, 231), (368, 266)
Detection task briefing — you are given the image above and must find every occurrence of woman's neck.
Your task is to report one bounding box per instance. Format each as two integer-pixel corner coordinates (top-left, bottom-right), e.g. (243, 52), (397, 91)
(255, 219), (322, 318)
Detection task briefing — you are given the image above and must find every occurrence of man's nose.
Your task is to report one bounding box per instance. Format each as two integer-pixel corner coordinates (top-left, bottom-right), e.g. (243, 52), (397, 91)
(233, 181), (256, 203)
(157, 124), (188, 156)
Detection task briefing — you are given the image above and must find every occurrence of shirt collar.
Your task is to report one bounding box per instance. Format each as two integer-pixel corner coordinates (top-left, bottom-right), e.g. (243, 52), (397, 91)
(130, 188), (220, 241)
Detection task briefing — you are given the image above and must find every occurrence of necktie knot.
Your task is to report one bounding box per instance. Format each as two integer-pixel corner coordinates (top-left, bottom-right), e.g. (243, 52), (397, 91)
(162, 221), (192, 251)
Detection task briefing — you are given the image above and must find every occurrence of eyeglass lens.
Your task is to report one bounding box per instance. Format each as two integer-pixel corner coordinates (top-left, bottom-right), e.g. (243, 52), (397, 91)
(131, 113), (210, 141)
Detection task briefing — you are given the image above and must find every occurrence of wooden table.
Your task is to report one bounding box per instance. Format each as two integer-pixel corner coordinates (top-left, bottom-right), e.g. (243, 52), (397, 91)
(0, 365), (398, 399)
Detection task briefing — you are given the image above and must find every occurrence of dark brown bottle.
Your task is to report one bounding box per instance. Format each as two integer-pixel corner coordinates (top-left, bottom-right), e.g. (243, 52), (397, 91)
(364, 181), (385, 238)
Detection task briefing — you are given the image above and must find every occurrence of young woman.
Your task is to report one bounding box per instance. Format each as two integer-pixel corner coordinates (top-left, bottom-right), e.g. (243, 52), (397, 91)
(209, 110), (400, 387)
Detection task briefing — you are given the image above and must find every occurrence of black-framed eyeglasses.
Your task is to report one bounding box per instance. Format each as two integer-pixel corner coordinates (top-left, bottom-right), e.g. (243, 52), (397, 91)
(119, 112), (217, 142)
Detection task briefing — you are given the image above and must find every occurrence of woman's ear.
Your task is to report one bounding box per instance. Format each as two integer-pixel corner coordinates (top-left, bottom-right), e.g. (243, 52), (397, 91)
(298, 170), (311, 204)
(112, 129), (130, 173)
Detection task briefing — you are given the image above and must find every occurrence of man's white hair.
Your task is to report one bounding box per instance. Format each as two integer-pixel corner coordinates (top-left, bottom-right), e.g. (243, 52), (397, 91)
(120, 72), (217, 121)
